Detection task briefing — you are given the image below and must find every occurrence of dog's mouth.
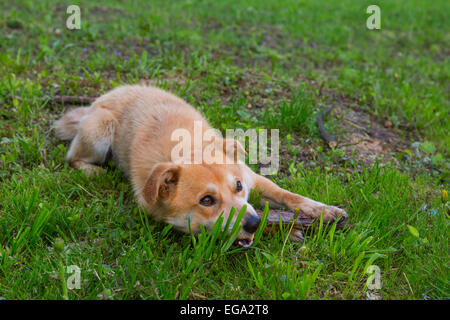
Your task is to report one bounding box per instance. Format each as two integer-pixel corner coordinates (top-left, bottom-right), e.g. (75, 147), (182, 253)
(235, 238), (254, 248)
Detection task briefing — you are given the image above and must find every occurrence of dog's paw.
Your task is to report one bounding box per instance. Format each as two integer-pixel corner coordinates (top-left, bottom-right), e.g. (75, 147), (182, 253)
(317, 205), (347, 221)
(293, 201), (348, 222)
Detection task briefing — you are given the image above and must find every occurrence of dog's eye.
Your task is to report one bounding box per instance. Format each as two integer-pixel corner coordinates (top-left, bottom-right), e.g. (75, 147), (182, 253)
(199, 195), (215, 206)
(236, 181), (243, 193)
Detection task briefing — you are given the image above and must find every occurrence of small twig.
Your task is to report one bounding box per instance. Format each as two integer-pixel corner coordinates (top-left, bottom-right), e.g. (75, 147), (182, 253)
(317, 106), (337, 148)
(75, 183), (95, 197)
(51, 95), (96, 105)
(191, 292), (207, 299)
(343, 119), (370, 135)
(338, 138), (371, 148)
(403, 272), (414, 295)
(7, 94), (96, 105)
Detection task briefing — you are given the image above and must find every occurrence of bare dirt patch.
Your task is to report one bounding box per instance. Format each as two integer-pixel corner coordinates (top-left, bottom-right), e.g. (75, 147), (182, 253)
(322, 90), (411, 167)
(274, 87), (413, 176)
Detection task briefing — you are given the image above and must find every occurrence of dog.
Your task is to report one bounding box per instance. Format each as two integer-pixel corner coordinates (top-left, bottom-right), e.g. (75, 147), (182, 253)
(54, 85), (347, 246)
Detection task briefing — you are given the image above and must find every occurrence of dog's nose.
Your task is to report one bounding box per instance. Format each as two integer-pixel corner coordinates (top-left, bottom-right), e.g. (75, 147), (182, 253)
(243, 214), (261, 234)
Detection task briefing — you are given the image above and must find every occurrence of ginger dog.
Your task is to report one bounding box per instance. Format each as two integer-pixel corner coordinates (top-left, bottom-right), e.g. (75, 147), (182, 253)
(54, 85), (347, 246)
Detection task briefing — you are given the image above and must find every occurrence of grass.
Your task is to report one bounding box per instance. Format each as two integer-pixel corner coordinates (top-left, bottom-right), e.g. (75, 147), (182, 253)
(0, 0), (449, 299)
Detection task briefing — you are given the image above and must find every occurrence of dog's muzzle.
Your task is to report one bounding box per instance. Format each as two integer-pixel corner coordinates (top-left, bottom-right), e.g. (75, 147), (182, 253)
(242, 214), (261, 234)
(235, 213), (261, 248)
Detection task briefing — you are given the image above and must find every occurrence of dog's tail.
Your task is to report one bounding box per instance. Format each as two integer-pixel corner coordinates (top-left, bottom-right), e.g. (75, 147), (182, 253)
(53, 107), (90, 141)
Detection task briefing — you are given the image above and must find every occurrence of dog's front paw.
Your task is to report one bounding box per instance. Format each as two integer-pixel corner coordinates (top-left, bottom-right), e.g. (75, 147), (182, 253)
(317, 205), (348, 222)
(293, 200), (348, 222)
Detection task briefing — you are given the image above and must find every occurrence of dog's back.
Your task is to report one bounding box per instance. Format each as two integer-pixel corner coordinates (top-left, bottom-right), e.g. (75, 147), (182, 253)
(53, 84), (211, 186)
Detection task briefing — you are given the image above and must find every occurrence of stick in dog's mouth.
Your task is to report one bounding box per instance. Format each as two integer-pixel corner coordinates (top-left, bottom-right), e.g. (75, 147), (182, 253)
(234, 209), (350, 248)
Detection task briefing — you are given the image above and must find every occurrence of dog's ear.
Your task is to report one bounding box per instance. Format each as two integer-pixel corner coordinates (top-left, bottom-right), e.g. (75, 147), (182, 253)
(142, 163), (180, 205)
(223, 139), (247, 162)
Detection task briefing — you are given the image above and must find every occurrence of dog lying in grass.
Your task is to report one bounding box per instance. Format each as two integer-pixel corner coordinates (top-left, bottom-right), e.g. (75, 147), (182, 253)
(54, 85), (347, 247)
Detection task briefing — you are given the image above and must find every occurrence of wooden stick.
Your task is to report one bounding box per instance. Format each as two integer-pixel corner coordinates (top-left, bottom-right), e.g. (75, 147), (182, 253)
(255, 209), (350, 231)
(316, 106), (337, 149)
(7, 94), (96, 105)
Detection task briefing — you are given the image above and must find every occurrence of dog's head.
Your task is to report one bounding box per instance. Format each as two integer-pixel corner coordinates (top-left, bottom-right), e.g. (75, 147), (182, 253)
(142, 159), (260, 247)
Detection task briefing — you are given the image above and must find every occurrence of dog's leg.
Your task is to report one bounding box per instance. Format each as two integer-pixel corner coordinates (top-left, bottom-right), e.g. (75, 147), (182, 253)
(65, 107), (116, 176)
(250, 172), (347, 222)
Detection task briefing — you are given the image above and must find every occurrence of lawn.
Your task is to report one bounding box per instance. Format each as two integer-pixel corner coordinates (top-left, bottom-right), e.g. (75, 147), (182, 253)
(0, 0), (448, 299)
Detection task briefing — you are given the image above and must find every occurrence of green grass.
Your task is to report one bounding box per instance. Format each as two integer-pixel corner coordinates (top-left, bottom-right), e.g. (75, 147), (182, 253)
(0, 0), (449, 299)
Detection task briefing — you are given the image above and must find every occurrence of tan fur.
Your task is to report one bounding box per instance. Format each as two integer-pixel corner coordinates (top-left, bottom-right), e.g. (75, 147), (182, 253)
(54, 85), (347, 241)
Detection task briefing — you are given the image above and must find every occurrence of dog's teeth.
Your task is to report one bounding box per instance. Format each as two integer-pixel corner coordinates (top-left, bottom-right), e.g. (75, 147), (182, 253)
(238, 239), (253, 247)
